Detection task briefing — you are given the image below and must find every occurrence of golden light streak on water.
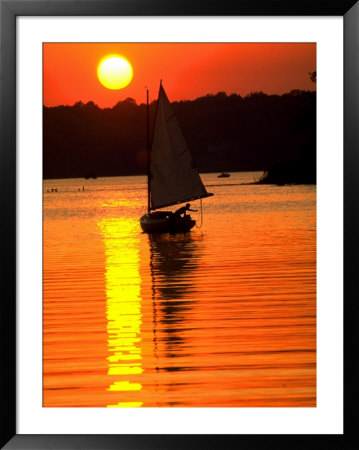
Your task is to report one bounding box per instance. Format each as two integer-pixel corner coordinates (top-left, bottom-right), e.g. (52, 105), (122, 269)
(98, 218), (144, 406)
(43, 173), (316, 407)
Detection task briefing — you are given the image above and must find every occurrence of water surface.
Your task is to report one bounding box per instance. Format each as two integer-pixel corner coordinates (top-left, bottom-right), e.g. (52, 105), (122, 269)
(43, 172), (316, 407)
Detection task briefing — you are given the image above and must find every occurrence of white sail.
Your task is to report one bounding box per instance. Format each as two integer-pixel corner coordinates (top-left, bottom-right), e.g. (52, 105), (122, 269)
(150, 84), (211, 210)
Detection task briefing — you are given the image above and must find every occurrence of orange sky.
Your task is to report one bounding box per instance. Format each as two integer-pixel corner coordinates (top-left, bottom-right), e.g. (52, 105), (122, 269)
(43, 43), (316, 108)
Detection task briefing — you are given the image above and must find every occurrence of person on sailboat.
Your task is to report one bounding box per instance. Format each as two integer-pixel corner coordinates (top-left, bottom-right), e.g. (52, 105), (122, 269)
(174, 203), (197, 217)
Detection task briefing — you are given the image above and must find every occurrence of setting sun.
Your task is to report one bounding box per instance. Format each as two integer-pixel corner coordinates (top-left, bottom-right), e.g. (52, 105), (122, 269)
(97, 55), (133, 90)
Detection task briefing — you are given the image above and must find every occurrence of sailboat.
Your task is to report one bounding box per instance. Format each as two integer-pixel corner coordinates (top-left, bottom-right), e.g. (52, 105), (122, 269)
(218, 172), (230, 178)
(140, 83), (213, 233)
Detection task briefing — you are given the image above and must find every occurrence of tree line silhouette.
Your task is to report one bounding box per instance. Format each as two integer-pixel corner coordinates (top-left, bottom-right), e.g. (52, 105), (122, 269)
(43, 89), (316, 183)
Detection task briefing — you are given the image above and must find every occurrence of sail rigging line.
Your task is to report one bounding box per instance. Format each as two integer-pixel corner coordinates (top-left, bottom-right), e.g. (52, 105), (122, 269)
(195, 198), (204, 228)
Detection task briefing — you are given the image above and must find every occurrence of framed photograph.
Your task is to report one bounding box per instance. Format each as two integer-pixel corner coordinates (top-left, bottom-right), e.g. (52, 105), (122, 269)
(1, 0), (357, 448)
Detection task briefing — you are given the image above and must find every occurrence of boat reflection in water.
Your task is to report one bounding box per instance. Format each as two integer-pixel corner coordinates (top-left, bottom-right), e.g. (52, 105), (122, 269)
(148, 233), (199, 361)
(44, 174), (316, 407)
(139, 232), (201, 406)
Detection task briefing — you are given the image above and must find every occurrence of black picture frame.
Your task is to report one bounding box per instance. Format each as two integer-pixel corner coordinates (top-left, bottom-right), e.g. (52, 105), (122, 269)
(1, 0), (357, 448)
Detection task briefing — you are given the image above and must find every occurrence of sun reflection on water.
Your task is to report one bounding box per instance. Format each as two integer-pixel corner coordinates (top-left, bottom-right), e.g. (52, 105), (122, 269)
(43, 175), (316, 407)
(98, 218), (143, 407)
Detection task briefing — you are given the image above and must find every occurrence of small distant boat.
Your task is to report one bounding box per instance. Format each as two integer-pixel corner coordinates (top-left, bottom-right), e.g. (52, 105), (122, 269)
(218, 172), (230, 178)
(140, 82), (213, 233)
(84, 171), (97, 179)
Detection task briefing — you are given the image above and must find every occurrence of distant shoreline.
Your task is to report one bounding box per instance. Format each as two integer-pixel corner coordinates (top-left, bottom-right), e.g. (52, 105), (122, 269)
(42, 170), (259, 181)
(43, 169), (316, 186)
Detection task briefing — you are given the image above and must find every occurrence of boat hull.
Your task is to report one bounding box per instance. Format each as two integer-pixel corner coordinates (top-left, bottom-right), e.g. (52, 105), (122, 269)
(140, 212), (195, 234)
(218, 173), (230, 178)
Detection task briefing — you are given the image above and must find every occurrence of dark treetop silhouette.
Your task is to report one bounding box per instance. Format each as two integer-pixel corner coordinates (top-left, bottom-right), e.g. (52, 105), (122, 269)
(43, 90), (316, 184)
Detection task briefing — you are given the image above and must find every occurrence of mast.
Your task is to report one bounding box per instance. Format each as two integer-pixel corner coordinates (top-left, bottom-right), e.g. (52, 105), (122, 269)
(146, 88), (150, 214)
(147, 81), (161, 212)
